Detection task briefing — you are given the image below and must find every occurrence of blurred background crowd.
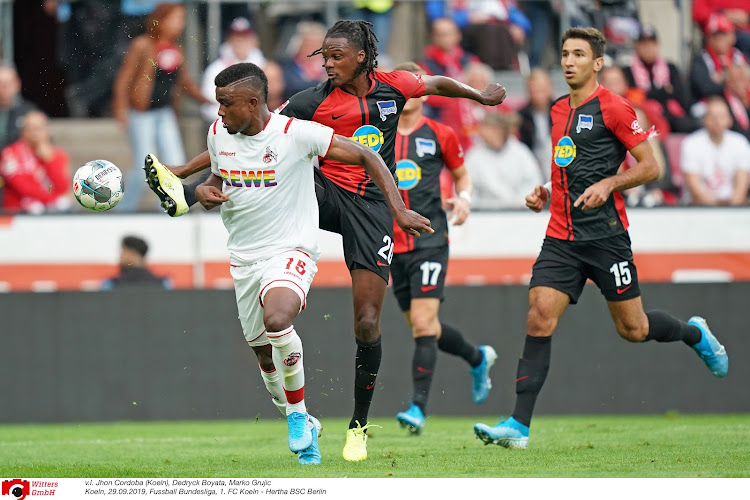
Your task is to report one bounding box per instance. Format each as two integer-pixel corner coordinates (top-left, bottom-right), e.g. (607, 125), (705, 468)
(1, 0), (749, 214)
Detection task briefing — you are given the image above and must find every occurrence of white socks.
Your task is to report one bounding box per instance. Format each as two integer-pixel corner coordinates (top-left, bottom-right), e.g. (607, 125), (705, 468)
(267, 326), (306, 416)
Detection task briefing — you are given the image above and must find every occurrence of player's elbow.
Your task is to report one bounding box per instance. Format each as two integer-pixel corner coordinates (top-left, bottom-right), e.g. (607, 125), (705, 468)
(644, 158), (660, 183)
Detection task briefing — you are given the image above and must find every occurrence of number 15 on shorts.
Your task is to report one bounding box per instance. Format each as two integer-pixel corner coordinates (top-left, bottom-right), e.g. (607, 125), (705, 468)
(609, 261), (631, 287)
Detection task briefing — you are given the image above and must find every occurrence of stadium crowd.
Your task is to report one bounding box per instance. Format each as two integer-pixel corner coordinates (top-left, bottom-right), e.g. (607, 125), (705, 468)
(1, 0), (749, 213)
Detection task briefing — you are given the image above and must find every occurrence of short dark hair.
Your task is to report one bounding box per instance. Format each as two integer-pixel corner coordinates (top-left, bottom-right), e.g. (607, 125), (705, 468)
(394, 61), (425, 75)
(561, 27), (607, 59)
(309, 20), (379, 78)
(122, 235), (148, 258)
(214, 62), (268, 102)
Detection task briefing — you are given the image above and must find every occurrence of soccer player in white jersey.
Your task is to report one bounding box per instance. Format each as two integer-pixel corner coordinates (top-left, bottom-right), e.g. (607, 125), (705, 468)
(194, 63), (432, 465)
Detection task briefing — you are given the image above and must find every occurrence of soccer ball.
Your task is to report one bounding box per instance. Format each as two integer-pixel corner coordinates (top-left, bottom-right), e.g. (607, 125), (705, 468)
(73, 160), (125, 212)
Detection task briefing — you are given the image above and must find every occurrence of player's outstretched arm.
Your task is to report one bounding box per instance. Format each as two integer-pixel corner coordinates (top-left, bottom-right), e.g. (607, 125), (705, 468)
(195, 172), (230, 210)
(574, 140), (659, 211)
(422, 74), (506, 106)
(168, 150), (212, 179)
(525, 184), (550, 213)
(325, 135), (433, 236)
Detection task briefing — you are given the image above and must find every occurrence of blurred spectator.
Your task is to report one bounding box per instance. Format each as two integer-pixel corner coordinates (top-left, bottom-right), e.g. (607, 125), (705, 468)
(576, 0), (640, 64)
(264, 61), (286, 112)
(519, 0), (560, 69)
(693, 0), (750, 60)
(465, 112), (541, 209)
(421, 18), (480, 147)
(680, 96), (750, 206)
(102, 235), (170, 290)
(724, 63), (750, 140)
(518, 68), (554, 182)
(0, 110), (72, 215)
(421, 17), (479, 79)
(280, 21), (328, 100)
(200, 17), (267, 124)
(342, 1), (394, 55)
(0, 65), (38, 151)
(112, 3), (210, 212)
(689, 13), (748, 103)
(600, 65), (670, 135)
(623, 24), (700, 134)
(428, 1), (531, 71)
(621, 107), (681, 207)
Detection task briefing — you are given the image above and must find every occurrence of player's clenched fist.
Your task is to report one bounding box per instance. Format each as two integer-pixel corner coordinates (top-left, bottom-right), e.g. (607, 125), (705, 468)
(525, 185), (549, 213)
(479, 83), (507, 106)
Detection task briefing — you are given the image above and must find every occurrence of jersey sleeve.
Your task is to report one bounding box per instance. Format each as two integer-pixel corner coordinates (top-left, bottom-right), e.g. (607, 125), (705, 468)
(376, 70), (426, 99)
(275, 86), (320, 120)
(207, 119), (219, 176)
(433, 121), (464, 171)
(288, 118), (335, 162)
(601, 93), (648, 151)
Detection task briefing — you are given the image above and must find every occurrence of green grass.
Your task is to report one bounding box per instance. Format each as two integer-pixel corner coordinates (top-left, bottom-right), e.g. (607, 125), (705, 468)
(1, 414), (748, 478)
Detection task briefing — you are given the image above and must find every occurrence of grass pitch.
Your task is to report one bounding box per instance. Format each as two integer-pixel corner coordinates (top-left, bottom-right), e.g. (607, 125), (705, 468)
(1, 414), (748, 478)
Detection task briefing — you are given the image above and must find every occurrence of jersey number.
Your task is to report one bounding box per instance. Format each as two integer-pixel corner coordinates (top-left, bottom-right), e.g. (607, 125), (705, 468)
(285, 258), (307, 275)
(419, 261), (443, 286)
(609, 261), (631, 287)
(378, 235), (394, 265)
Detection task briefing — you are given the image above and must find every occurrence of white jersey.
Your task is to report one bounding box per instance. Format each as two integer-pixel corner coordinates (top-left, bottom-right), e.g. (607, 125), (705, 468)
(208, 113), (334, 264)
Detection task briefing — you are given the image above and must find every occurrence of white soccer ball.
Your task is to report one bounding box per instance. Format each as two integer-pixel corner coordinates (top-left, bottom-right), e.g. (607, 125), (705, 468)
(73, 160), (124, 212)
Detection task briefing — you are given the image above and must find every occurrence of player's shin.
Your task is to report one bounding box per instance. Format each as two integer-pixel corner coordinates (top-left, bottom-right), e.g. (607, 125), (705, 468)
(412, 336), (438, 412)
(258, 364), (287, 416)
(512, 336), (551, 427)
(350, 336), (382, 429)
(645, 310), (702, 346)
(268, 327), (306, 415)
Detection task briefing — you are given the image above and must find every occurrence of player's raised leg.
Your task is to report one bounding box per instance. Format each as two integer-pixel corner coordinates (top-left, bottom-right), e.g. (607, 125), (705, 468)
(343, 268), (387, 462)
(606, 298), (728, 377)
(438, 323), (497, 404)
(142, 154), (189, 217)
(474, 286), (569, 448)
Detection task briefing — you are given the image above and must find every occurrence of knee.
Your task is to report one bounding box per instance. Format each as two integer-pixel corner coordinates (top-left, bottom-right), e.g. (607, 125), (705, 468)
(527, 306), (557, 337)
(354, 309), (380, 342)
(263, 310), (294, 334)
(410, 314), (438, 338)
(616, 320), (649, 343)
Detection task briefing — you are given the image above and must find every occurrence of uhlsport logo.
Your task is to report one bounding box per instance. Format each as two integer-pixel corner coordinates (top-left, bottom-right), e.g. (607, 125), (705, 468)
(2, 479), (29, 500)
(554, 135), (576, 167)
(350, 125), (384, 152)
(396, 159), (422, 190)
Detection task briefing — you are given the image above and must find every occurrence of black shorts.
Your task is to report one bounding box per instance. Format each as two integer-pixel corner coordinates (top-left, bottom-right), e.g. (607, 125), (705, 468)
(314, 168), (393, 282)
(390, 246), (449, 312)
(529, 233), (641, 304)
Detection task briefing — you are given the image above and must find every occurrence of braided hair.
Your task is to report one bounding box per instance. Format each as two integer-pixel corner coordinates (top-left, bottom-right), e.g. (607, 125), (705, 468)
(309, 20), (379, 78)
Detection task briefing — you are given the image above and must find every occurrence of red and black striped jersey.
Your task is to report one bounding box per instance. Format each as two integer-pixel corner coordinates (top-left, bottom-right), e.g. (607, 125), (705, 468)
(393, 117), (464, 253)
(276, 70), (426, 200)
(548, 85), (648, 241)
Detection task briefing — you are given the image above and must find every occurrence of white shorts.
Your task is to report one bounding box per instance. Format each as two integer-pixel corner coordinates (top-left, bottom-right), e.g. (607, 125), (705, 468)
(231, 249), (318, 346)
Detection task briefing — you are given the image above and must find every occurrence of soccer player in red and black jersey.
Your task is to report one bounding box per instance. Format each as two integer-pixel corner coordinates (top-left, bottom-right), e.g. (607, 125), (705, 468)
(473, 27), (729, 450)
(388, 62), (497, 435)
(143, 20), (507, 461)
